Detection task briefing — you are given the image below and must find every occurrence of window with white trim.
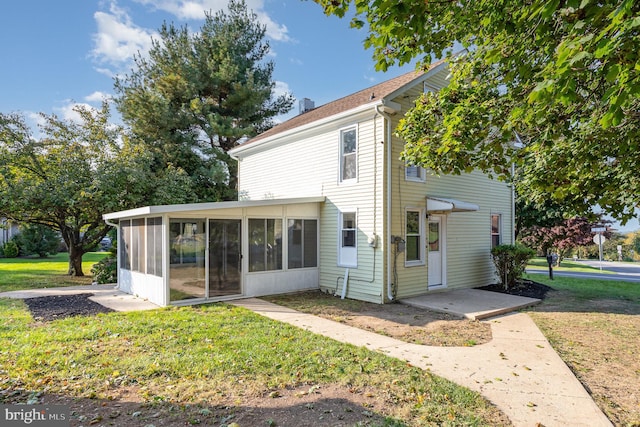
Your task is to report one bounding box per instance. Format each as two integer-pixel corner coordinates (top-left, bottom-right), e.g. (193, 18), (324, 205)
(340, 127), (357, 182)
(405, 209), (424, 264)
(405, 165), (425, 181)
(491, 214), (502, 248)
(338, 211), (357, 266)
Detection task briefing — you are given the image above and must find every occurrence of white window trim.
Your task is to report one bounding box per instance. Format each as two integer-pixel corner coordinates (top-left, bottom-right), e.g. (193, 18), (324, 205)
(338, 125), (358, 184)
(405, 165), (426, 182)
(405, 208), (426, 267)
(338, 209), (358, 267)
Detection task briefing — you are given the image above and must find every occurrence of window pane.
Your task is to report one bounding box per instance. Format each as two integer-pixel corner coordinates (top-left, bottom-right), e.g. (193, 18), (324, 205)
(406, 166), (421, 179)
(249, 219), (265, 272)
(342, 213), (356, 248)
(343, 213), (355, 229)
(406, 211), (420, 234)
(120, 220), (131, 270)
(406, 235), (420, 261)
(341, 128), (357, 181)
(342, 129), (356, 153)
(169, 219), (206, 301)
(428, 222), (440, 251)
(266, 219), (282, 271)
(146, 217), (163, 277)
(342, 153), (356, 180)
(491, 215), (500, 234)
(288, 219), (302, 269)
(303, 220), (317, 267)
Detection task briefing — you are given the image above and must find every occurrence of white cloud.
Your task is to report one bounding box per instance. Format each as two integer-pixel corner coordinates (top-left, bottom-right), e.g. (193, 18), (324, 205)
(91, 1), (156, 72)
(132, 0), (290, 41)
(272, 80), (291, 99)
(84, 91), (113, 103)
(54, 102), (97, 123)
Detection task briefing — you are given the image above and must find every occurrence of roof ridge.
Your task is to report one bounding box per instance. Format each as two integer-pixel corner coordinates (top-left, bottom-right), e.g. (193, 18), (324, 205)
(237, 59), (447, 147)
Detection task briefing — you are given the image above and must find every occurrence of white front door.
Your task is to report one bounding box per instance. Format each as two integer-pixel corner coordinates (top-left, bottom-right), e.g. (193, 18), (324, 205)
(428, 215), (445, 288)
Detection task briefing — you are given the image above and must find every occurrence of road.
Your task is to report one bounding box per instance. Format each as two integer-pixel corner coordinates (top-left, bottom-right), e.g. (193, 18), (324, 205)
(526, 260), (640, 283)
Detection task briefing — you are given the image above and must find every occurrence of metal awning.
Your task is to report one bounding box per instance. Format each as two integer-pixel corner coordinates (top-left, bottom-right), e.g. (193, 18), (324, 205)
(426, 196), (479, 213)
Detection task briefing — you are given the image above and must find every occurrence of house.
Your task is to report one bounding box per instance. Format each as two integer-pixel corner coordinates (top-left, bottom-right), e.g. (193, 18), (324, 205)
(103, 61), (514, 306)
(0, 218), (20, 246)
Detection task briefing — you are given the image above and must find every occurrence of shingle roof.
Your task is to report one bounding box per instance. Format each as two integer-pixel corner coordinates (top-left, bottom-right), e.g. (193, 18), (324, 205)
(244, 61), (444, 146)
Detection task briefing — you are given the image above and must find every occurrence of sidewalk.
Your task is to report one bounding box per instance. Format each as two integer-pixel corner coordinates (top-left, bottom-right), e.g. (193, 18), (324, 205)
(232, 298), (612, 427)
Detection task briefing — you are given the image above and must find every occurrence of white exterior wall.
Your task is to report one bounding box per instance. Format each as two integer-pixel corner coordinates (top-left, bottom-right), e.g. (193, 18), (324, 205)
(119, 269), (165, 306)
(236, 109), (386, 303)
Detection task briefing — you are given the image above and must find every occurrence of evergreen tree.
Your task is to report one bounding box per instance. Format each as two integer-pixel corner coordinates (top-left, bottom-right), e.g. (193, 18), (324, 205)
(115, 0), (293, 201)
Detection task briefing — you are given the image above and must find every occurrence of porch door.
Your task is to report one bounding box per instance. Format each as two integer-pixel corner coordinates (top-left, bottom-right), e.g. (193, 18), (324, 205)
(428, 215), (444, 288)
(209, 219), (242, 297)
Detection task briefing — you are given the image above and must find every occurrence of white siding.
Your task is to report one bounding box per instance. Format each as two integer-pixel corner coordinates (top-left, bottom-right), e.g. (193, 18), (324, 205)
(237, 111), (386, 303)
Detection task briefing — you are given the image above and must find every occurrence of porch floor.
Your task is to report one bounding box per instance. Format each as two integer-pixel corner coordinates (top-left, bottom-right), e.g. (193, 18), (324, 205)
(400, 288), (540, 320)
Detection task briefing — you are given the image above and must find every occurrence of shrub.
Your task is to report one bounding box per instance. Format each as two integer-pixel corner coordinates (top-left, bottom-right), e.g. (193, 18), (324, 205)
(491, 244), (535, 290)
(2, 241), (19, 258)
(91, 255), (117, 284)
(15, 224), (60, 257)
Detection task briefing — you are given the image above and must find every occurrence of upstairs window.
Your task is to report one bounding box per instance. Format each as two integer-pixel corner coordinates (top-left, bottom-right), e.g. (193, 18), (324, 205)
(405, 165), (425, 181)
(340, 127), (357, 182)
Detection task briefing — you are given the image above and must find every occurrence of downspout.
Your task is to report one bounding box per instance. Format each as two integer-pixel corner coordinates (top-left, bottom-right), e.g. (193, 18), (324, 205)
(375, 104), (395, 302)
(511, 163), (516, 244)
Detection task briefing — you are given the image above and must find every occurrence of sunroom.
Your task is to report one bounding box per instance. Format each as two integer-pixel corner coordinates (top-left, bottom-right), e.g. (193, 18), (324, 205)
(103, 197), (324, 307)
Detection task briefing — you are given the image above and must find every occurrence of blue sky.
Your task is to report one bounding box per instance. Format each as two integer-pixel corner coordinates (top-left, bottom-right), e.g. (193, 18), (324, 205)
(0, 0), (414, 123)
(1, 0), (637, 233)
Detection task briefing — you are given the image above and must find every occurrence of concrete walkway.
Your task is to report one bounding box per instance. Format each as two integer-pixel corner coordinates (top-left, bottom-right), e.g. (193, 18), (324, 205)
(231, 298), (612, 427)
(0, 284), (159, 311)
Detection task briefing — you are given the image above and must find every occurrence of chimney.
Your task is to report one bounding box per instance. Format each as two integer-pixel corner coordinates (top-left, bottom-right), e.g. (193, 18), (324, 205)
(299, 98), (315, 114)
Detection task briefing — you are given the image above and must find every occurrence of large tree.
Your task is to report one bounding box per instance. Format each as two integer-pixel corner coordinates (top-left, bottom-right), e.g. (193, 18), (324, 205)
(114, 0), (294, 202)
(317, 0), (640, 222)
(0, 104), (193, 276)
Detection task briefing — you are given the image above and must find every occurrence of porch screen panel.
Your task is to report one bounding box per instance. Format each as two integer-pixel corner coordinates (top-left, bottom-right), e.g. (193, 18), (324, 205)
(169, 219), (206, 301)
(146, 217), (163, 277)
(120, 220), (131, 270)
(287, 219), (317, 269)
(131, 218), (145, 273)
(249, 218), (282, 272)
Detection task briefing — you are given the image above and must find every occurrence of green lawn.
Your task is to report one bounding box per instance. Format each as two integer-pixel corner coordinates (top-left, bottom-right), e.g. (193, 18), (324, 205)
(0, 303), (505, 426)
(0, 253), (507, 425)
(525, 273), (640, 304)
(0, 252), (108, 292)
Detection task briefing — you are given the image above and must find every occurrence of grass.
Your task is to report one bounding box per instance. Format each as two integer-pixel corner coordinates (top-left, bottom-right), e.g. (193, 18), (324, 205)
(0, 252), (108, 291)
(0, 299), (505, 426)
(0, 255), (507, 426)
(525, 273), (640, 305)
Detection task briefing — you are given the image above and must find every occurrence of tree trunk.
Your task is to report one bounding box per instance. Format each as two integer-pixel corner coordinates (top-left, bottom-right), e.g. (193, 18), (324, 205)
(68, 245), (85, 276)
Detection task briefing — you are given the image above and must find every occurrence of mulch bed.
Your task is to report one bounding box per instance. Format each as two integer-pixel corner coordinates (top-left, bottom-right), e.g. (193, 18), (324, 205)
(23, 293), (114, 322)
(477, 279), (553, 299)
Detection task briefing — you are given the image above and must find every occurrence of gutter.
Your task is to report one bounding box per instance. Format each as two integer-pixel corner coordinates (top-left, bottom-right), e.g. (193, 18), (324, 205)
(375, 104), (395, 302)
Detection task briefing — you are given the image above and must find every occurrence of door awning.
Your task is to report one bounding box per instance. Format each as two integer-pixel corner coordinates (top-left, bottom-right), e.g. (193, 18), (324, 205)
(426, 196), (479, 213)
